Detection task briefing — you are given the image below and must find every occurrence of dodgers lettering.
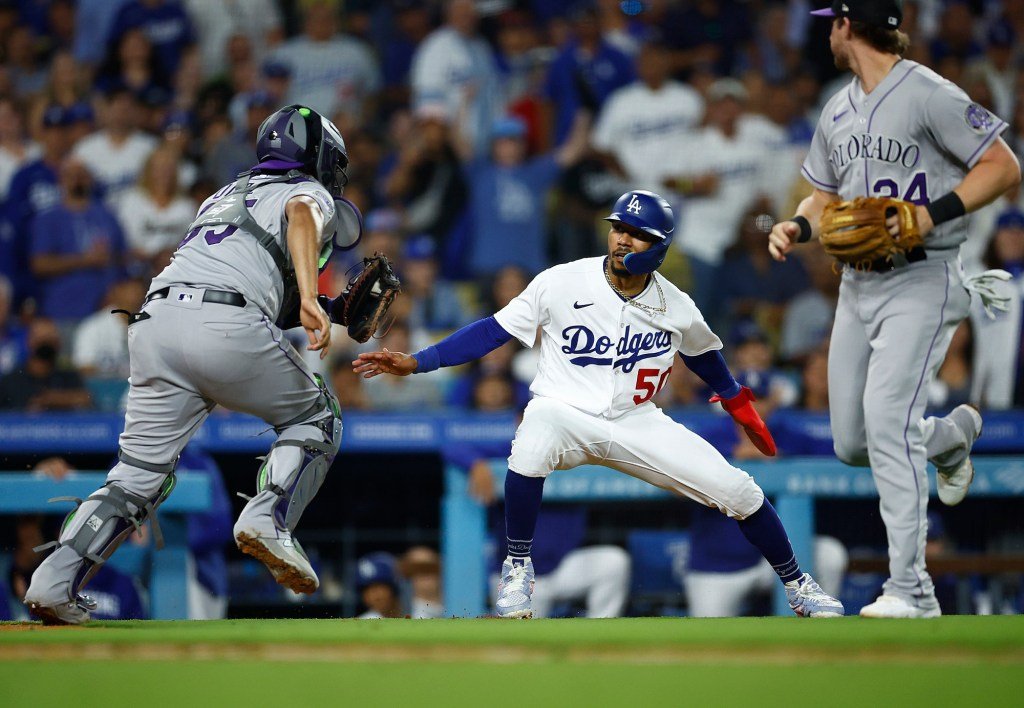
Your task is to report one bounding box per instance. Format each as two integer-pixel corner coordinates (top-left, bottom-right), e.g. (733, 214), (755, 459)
(561, 325), (672, 372)
(829, 133), (920, 170)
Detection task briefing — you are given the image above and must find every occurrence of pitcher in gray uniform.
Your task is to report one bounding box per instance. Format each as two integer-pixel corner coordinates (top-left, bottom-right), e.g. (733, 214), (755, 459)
(24, 105), (364, 624)
(768, 0), (1021, 618)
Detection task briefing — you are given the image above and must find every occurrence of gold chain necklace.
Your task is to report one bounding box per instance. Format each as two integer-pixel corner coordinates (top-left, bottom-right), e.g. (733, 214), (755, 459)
(604, 261), (667, 316)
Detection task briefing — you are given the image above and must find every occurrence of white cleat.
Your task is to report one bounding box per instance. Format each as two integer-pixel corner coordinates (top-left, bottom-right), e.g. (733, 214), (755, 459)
(859, 594), (941, 619)
(234, 493), (319, 594)
(496, 556), (535, 618)
(936, 404), (983, 507)
(784, 573), (845, 617)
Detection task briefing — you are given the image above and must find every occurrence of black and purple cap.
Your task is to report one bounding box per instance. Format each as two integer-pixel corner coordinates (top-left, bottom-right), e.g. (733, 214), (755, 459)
(811, 0), (903, 29)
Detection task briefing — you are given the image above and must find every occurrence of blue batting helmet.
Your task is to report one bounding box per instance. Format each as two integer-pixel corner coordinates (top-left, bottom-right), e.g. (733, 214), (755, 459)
(256, 104), (349, 197)
(603, 190), (675, 274)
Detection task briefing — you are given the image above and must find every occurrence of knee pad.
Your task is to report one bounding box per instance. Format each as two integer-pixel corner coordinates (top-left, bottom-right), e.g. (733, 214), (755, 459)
(257, 380), (342, 532)
(37, 472), (176, 594)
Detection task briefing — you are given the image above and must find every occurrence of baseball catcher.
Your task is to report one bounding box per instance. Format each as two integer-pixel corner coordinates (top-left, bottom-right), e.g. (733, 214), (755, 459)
(818, 197), (923, 271)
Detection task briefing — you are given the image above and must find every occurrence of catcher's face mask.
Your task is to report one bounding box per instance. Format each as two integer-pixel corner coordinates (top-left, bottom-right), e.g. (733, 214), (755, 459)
(317, 196), (363, 271)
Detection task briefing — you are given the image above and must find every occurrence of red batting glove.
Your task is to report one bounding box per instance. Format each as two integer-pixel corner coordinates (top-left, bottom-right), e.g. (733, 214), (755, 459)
(709, 386), (777, 457)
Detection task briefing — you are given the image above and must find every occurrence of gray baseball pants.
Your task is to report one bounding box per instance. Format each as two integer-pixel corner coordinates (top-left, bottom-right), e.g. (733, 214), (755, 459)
(828, 256), (970, 605)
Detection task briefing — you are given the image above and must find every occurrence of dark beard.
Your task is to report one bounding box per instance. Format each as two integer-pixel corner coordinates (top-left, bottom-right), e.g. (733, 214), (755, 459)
(609, 259), (630, 277)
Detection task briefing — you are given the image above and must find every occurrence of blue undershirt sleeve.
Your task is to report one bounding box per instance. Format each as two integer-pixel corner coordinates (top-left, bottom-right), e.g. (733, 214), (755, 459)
(680, 350), (742, 399)
(412, 316), (514, 373)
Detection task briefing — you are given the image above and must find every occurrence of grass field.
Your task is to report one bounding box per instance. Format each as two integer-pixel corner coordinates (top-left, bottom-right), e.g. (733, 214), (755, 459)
(2, 616), (1022, 707)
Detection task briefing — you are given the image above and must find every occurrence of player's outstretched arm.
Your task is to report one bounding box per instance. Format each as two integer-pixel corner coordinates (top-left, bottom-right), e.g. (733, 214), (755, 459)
(353, 315), (514, 379)
(353, 348), (417, 378)
(768, 188), (839, 261)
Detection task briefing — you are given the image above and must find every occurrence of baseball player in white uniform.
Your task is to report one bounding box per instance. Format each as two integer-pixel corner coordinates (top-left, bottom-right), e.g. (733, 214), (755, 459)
(356, 189), (843, 618)
(768, 1), (1021, 617)
(24, 105), (364, 624)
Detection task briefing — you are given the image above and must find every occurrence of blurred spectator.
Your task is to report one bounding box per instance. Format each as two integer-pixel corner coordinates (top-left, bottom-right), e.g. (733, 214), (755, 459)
(741, 3), (800, 84)
(399, 546), (444, 619)
(260, 58), (292, 107)
(160, 109), (200, 190)
(591, 41), (704, 191)
(664, 0), (754, 78)
(72, 85), (158, 209)
(7, 514), (146, 620)
(669, 79), (775, 317)
(929, 2), (983, 67)
(483, 263), (531, 313)
(928, 321), (973, 409)
(184, 0), (284, 77)
(73, 0), (131, 67)
(2, 103), (71, 304)
(6, 24), (47, 98)
(466, 113), (588, 276)
(0, 96), (40, 200)
(271, 0), (381, 123)
(204, 90), (275, 187)
(108, 0), (196, 77)
(400, 234), (473, 332)
(379, 0), (433, 114)
(0, 275), (28, 375)
(685, 504), (847, 617)
(780, 247), (839, 365)
(543, 3), (634, 145)
(118, 145), (196, 275)
(727, 320), (798, 418)
(799, 345), (830, 413)
(361, 320), (445, 410)
(494, 9), (550, 143)
(329, 356), (369, 410)
(717, 202), (809, 335)
(382, 104), (469, 278)
(410, 0), (502, 157)
(95, 25), (170, 96)
(72, 278), (145, 379)
(27, 49), (86, 128)
(976, 209), (1024, 408)
(966, 18), (1016, 122)
(0, 317), (91, 411)
(446, 339), (530, 410)
(355, 552), (403, 619)
(178, 444), (233, 620)
(29, 157), (126, 323)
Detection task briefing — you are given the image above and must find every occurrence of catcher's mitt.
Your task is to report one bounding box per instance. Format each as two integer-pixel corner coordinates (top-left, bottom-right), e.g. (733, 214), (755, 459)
(818, 197), (923, 270)
(340, 254), (401, 343)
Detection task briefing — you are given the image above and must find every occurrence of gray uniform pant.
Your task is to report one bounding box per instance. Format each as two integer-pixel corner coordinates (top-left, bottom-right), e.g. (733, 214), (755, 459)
(828, 257), (970, 603)
(119, 286), (327, 467)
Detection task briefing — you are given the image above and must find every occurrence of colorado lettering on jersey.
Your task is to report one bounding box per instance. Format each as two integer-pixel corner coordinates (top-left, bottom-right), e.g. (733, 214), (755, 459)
(829, 133), (921, 170)
(561, 324), (673, 372)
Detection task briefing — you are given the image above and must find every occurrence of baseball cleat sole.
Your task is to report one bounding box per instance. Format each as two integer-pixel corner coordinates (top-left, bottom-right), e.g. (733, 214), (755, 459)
(235, 532), (318, 595)
(26, 601), (88, 626)
(497, 609), (533, 619)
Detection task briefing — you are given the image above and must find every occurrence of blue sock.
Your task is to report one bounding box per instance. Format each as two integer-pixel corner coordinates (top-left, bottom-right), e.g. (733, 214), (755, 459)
(736, 499), (802, 584)
(505, 470), (545, 560)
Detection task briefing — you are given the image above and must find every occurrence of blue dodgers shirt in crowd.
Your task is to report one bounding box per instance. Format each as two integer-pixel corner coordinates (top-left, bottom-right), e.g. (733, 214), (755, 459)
(30, 202), (126, 320)
(2, 160), (60, 302)
(544, 40), (635, 143)
(466, 155), (560, 275)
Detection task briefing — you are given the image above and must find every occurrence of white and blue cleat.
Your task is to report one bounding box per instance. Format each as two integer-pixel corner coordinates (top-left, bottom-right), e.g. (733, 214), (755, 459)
(785, 573), (845, 617)
(496, 556), (535, 618)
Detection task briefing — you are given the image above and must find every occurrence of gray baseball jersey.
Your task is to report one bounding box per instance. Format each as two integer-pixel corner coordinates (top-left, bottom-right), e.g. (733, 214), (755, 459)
(802, 59), (1008, 252)
(151, 173), (338, 320)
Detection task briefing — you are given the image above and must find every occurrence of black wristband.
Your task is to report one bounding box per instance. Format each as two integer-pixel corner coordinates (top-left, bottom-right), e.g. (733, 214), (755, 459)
(925, 192), (966, 227)
(792, 215), (812, 243)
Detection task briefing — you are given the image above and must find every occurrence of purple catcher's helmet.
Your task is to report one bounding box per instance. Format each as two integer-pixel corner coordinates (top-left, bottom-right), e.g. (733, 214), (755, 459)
(603, 190), (675, 275)
(256, 104), (349, 197)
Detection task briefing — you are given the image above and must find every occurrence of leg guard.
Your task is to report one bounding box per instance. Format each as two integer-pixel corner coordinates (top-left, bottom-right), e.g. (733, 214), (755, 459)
(256, 380), (342, 533)
(25, 456), (176, 619)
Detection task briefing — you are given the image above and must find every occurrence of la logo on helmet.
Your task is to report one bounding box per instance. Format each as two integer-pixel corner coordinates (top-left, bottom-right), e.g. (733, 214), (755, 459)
(626, 194), (643, 214)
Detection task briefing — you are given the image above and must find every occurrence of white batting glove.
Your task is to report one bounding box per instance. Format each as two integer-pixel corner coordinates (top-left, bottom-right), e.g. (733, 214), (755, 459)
(963, 269), (1014, 320)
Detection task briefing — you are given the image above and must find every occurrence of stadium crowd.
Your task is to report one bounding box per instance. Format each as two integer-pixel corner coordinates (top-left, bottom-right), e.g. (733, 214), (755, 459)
(1, 0), (1024, 619)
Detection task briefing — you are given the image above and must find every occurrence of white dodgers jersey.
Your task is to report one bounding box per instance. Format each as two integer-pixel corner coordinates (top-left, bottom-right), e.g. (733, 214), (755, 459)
(494, 257), (722, 418)
(151, 173), (338, 320)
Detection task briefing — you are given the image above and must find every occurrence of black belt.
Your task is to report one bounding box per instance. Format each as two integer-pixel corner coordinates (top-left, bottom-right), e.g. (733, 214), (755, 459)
(145, 287), (247, 307)
(865, 246), (927, 273)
